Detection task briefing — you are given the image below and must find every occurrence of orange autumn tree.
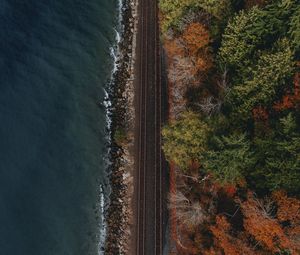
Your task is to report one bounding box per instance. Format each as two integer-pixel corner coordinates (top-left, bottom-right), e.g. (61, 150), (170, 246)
(182, 22), (213, 75)
(183, 23), (210, 55)
(272, 190), (300, 225)
(165, 38), (185, 59)
(272, 190), (300, 253)
(240, 192), (295, 253)
(210, 215), (256, 255)
(164, 22), (213, 95)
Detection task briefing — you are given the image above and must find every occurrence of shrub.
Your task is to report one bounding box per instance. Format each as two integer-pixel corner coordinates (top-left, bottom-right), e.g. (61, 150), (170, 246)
(114, 127), (127, 146)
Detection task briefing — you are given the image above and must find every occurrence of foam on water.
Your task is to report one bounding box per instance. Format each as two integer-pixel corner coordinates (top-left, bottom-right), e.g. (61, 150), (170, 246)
(99, 0), (124, 253)
(0, 1), (119, 254)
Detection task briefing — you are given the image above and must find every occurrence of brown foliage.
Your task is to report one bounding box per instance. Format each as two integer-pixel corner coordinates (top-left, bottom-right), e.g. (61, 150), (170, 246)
(168, 56), (197, 84)
(202, 248), (221, 255)
(273, 95), (295, 111)
(182, 23), (210, 55)
(164, 26), (214, 118)
(273, 72), (300, 111)
(252, 106), (269, 122)
(272, 190), (300, 225)
(244, 0), (270, 9)
(272, 191), (300, 253)
(210, 215), (256, 255)
(223, 184), (237, 198)
(194, 54), (213, 74)
(165, 38), (185, 59)
(286, 225), (300, 250)
(240, 192), (294, 253)
(252, 106), (270, 136)
(182, 23), (213, 76)
(176, 224), (200, 255)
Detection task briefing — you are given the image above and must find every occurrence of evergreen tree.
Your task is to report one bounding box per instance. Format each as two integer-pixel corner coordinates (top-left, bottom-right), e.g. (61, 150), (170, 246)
(218, 6), (264, 68)
(254, 113), (300, 193)
(218, 0), (298, 69)
(226, 39), (294, 120)
(288, 4), (300, 54)
(203, 133), (255, 185)
(195, 0), (233, 20)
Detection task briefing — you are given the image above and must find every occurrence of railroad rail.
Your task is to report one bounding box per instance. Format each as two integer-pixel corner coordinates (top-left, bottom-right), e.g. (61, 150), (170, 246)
(135, 0), (164, 254)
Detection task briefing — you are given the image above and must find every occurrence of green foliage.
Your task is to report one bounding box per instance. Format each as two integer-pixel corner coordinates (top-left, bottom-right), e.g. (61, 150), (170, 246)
(254, 113), (300, 193)
(159, 0), (193, 32)
(218, 7), (264, 67)
(196, 0), (233, 20)
(159, 0), (232, 32)
(160, 0), (300, 195)
(218, 0), (298, 68)
(114, 127), (127, 146)
(203, 133), (255, 185)
(162, 111), (210, 169)
(288, 5), (300, 53)
(267, 114), (300, 192)
(259, 0), (297, 38)
(226, 40), (294, 120)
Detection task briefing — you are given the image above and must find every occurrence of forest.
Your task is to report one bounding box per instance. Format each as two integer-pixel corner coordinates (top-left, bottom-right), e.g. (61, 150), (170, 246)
(159, 0), (300, 254)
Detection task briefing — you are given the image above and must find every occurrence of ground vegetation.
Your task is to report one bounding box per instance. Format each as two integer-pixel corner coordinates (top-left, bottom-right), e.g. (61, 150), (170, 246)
(160, 0), (300, 254)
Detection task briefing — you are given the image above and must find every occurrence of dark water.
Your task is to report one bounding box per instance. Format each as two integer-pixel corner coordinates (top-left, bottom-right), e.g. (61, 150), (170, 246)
(0, 1), (118, 254)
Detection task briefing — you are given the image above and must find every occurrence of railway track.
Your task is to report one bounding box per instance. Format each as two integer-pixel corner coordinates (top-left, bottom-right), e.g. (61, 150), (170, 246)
(135, 0), (164, 254)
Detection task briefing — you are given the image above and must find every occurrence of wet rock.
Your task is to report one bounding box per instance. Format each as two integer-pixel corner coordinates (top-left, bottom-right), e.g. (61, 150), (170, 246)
(104, 0), (137, 254)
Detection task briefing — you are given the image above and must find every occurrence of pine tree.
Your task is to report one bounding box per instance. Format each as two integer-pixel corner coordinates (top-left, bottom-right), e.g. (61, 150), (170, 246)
(226, 39), (294, 120)
(195, 0), (233, 20)
(203, 133), (255, 185)
(288, 5), (300, 54)
(254, 113), (300, 192)
(218, 0), (298, 69)
(265, 114), (300, 192)
(218, 6), (264, 68)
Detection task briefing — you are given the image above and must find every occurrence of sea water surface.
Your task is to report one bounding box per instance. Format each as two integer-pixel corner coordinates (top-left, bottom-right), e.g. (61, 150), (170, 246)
(0, 0), (118, 254)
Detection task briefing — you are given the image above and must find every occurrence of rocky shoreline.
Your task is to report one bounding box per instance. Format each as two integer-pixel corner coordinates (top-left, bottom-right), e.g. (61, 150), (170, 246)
(104, 0), (138, 254)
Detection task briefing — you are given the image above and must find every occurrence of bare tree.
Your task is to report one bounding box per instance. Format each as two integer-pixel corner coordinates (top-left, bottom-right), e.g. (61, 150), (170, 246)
(174, 167), (210, 183)
(195, 69), (229, 116)
(169, 192), (207, 226)
(253, 195), (275, 219)
(236, 193), (275, 220)
(168, 55), (195, 84)
(178, 9), (211, 32)
(217, 68), (229, 96)
(196, 96), (221, 116)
